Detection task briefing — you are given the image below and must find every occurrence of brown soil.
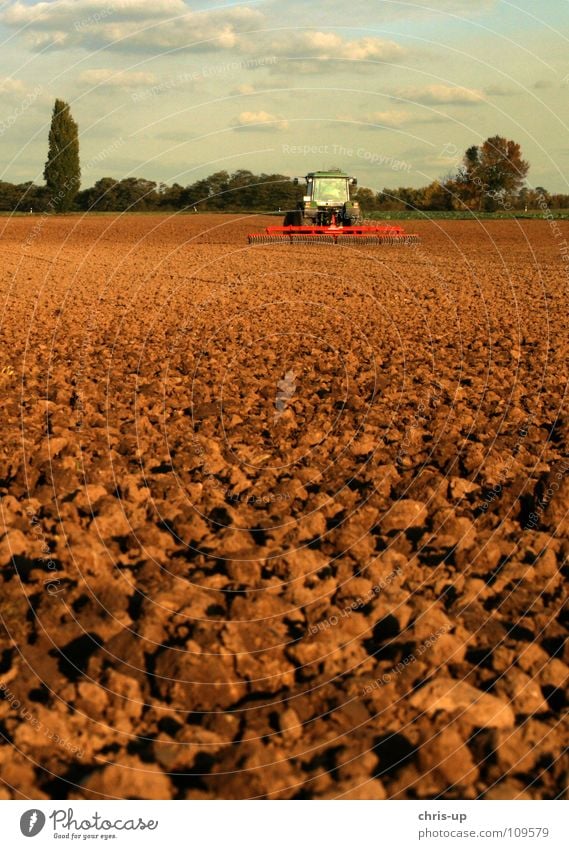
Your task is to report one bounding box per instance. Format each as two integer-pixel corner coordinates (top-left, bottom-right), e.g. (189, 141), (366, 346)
(0, 213), (567, 800)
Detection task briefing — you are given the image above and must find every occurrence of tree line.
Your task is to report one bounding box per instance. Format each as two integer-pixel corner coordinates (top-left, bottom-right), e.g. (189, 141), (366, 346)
(2, 169), (568, 214)
(0, 170), (302, 213)
(2, 99), (568, 214)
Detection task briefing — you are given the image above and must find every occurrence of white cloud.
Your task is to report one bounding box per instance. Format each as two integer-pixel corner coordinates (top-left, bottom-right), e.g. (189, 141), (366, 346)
(79, 69), (157, 87)
(270, 31), (405, 62)
(234, 110), (289, 131)
(368, 110), (411, 127)
(1, 1), (262, 52)
(231, 83), (256, 95)
(260, 32), (406, 76)
(339, 36), (405, 61)
(0, 77), (26, 96)
(229, 78), (278, 95)
(396, 84), (484, 104)
(333, 108), (446, 131)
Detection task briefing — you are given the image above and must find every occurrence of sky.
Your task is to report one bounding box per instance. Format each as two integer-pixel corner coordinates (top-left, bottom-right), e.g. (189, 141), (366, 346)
(0, 0), (568, 192)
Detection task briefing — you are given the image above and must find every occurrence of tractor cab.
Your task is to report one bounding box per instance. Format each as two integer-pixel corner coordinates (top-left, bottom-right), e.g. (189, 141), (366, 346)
(307, 173), (351, 205)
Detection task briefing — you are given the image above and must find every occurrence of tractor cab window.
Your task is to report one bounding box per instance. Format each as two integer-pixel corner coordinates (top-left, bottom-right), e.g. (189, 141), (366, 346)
(312, 178), (349, 203)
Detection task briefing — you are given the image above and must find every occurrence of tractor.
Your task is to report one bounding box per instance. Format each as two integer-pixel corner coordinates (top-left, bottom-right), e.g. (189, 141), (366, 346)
(284, 169), (362, 228)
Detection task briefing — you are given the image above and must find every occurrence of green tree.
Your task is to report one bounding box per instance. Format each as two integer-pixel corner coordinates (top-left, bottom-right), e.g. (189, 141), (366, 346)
(420, 180), (455, 211)
(456, 136), (529, 211)
(44, 99), (80, 211)
(181, 179), (211, 209)
(75, 178), (118, 211)
(253, 173), (301, 212)
(113, 178), (157, 210)
(375, 188), (405, 210)
(353, 187), (376, 212)
(205, 171), (230, 209)
(159, 182), (184, 209)
(226, 170), (255, 209)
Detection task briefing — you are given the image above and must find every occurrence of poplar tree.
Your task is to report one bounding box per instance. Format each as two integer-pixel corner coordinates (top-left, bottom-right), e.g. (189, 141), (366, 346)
(44, 99), (80, 211)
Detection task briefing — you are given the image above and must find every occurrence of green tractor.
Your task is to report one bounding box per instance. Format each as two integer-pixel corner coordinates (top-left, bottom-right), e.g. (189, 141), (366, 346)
(284, 169), (362, 227)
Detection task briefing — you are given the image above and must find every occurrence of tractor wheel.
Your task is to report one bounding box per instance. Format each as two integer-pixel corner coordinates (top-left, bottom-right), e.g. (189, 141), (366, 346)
(283, 210), (304, 226)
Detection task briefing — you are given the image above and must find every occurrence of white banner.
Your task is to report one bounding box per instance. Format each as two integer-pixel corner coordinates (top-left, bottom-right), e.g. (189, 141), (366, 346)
(1, 800), (566, 848)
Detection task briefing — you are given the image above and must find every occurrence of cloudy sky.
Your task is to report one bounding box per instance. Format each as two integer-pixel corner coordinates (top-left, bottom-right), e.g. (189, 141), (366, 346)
(1, 0), (568, 191)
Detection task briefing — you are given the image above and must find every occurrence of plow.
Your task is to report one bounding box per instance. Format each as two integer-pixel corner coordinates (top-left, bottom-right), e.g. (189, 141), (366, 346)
(248, 169), (419, 246)
(248, 223), (419, 245)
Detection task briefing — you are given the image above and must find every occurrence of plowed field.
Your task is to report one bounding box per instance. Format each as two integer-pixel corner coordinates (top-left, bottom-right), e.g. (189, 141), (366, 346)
(0, 214), (567, 799)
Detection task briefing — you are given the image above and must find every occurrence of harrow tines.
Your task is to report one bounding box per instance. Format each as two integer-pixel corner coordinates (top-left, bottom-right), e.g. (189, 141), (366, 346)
(248, 225), (421, 246)
(373, 234), (418, 245)
(248, 234), (290, 244)
(336, 234), (376, 245)
(289, 234), (335, 244)
(387, 234), (420, 245)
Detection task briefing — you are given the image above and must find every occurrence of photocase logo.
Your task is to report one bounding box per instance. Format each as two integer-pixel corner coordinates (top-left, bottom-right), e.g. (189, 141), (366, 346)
(20, 810), (46, 837)
(274, 370), (296, 422)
